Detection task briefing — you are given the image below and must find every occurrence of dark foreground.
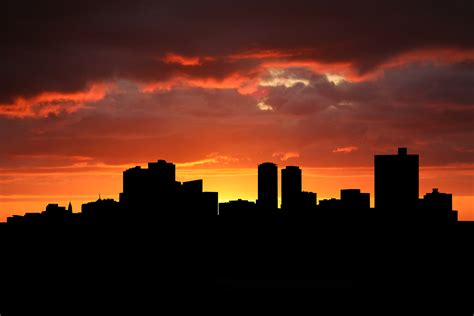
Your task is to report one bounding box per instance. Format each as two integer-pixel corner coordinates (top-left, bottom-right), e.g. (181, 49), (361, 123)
(0, 218), (473, 312)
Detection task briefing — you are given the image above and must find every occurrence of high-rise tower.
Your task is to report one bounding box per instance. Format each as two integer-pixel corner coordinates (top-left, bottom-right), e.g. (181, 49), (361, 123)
(257, 162), (278, 210)
(374, 147), (419, 210)
(281, 166), (302, 210)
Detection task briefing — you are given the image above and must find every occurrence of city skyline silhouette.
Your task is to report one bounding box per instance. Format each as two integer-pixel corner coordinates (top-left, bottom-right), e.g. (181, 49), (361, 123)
(2, 147), (471, 294)
(2, 147), (463, 225)
(1, 0), (473, 300)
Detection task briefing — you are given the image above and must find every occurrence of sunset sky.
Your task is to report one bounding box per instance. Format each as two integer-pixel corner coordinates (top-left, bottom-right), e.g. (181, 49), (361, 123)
(1, 1), (473, 221)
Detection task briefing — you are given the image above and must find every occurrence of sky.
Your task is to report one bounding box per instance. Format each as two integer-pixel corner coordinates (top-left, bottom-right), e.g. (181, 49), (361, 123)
(0, 0), (473, 221)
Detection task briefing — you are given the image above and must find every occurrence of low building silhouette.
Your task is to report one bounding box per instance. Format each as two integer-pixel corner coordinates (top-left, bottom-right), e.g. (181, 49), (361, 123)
(182, 179), (203, 194)
(340, 189), (370, 210)
(420, 188), (458, 223)
(180, 180), (218, 216)
(7, 213), (43, 224)
(301, 191), (317, 210)
(7, 203), (73, 225)
(201, 192), (219, 216)
(318, 198), (343, 210)
(219, 199), (256, 217)
(82, 198), (122, 223)
(318, 189), (370, 221)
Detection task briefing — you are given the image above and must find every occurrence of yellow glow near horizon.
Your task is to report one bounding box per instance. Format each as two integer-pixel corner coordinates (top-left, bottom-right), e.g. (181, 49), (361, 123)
(1, 166), (473, 222)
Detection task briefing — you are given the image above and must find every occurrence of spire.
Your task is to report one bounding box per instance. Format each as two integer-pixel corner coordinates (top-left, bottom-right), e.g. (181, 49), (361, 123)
(67, 202), (73, 213)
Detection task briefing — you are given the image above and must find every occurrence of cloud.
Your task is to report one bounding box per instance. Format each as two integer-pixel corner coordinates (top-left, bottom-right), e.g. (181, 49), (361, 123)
(0, 84), (108, 118)
(0, 2), (472, 168)
(1, 0), (473, 106)
(1, 59), (472, 170)
(257, 100), (273, 111)
(333, 146), (359, 154)
(176, 153), (239, 167)
(161, 53), (203, 66)
(260, 68), (311, 88)
(273, 152), (300, 161)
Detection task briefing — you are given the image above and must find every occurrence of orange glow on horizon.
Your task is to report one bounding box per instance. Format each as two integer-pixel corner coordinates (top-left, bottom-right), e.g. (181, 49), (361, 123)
(1, 164), (472, 222)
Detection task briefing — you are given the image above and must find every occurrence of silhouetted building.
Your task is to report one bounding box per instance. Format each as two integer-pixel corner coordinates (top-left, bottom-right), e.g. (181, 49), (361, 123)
(43, 203), (73, 224)
(375, 148), (419, 211)
(301, 191), (317, 209)
(257, 162), (278, 211)
(148, 160), (176, 184)
(422, 188), (451, 210)
(179, 180), (218, 216)
(182, 180), (203, 194)
(3, 153), (462, 225)
(82, 198), (121, 222)
(44, 203), (68, 215)
(7, 203), (74, 225)
(340, 189), (370, 210)
(281, 166), (302, 210)
(118, 160), (217, 217)
(6, 215), (22, 224)
(120, 166), (144, 205)
(219, 199), (256, 217)
(201, 192), (219, 216)
(7, 213), (43, 224)
(318, 198), (342, 210)
(120, 160), (181, 209)
(317, 190), (370, 221)
(420, 188), (458, 222)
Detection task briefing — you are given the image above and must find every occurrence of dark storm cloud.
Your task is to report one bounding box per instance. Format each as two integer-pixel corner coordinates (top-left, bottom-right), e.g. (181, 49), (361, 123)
(381, 61), (474, 106)
(1, 0), (473, 102)
(268, 62), (474, 110)
(260, 62), (474, 165)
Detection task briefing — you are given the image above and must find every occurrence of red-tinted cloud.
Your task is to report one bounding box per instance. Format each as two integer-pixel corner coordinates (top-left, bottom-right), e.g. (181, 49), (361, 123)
(0, 83), (108, 117)
(1, 0), (473, 104)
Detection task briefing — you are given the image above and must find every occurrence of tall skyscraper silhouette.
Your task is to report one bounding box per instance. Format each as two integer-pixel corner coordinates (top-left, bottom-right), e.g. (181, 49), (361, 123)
(257, 162), (278, 210)
(281, 166), (302, 210)
(374, 148), (419, 210)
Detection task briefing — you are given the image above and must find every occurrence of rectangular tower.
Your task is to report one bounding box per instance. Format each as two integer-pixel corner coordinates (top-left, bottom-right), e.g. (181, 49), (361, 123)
(281, 166), (302, 210)
(374, 148), (419, 210)
(257, 162), (278, 210)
